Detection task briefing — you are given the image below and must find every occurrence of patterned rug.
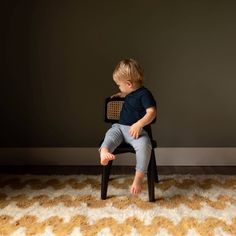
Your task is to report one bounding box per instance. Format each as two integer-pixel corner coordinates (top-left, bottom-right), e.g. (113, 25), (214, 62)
(0, 174), (236, 236)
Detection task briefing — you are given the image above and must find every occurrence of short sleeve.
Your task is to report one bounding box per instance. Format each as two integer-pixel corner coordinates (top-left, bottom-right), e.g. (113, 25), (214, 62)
(141, 90), (156, 109)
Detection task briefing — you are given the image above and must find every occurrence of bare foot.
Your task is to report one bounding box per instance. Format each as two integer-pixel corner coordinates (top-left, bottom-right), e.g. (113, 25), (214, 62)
(100, 148), (115, 165)
(130, 171), (144, 195)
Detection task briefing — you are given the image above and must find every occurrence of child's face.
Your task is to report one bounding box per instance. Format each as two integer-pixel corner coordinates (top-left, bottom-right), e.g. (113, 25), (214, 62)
(113, 78), (133, 94)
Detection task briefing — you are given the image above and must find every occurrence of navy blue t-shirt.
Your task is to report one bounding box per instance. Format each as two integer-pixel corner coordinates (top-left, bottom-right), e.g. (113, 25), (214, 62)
(119, 87), (156, 126)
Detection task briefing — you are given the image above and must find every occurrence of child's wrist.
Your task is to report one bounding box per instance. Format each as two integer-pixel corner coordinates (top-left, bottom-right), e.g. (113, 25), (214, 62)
(136, 120), (144, 128)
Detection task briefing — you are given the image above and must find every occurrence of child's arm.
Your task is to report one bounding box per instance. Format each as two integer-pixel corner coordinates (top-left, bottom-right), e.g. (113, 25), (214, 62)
(129, 107), (156, 139)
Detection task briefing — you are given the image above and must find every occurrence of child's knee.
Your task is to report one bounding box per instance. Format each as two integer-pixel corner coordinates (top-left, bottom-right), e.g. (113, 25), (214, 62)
(137, 142), (152, 153)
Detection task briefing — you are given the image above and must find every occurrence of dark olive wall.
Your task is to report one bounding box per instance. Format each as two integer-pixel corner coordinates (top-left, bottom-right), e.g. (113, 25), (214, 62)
(1, 0), (236, 147)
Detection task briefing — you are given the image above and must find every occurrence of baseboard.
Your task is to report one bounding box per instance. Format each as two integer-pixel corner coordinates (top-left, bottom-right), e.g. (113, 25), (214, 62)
(0, 147), (236, 166)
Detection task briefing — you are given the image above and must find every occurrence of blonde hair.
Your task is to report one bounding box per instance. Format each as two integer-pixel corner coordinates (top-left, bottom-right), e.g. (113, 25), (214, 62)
(113, 58), (144, 85)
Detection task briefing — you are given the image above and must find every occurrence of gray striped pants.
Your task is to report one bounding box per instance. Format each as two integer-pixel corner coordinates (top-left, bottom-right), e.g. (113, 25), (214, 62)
(100, 123), (152, 173)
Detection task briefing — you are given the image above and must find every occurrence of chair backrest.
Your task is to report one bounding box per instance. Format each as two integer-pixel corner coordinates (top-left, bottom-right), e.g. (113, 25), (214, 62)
(104, 97), (156, 140)
(105, 97), (124, 123)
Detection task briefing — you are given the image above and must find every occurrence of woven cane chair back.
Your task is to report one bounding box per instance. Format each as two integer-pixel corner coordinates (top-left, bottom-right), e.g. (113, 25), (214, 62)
(106, 100), (124, 120)
(105, 97), (124, 123)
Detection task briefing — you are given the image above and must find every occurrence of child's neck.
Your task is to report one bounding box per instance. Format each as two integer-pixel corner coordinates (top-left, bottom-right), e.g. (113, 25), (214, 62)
(131, 84), (142, 92)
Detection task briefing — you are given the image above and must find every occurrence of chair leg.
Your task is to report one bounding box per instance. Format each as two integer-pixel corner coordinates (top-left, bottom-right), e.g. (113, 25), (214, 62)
(101, 160), (113, 200)
(152, 150), (159, 183)
(147, 150), (156, 202)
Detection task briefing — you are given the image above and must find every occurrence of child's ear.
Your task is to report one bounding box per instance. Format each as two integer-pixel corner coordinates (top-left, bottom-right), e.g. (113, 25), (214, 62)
(127, 81), (133, 87)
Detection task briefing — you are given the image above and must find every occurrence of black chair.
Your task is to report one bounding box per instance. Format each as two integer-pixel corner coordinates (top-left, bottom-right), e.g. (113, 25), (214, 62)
(100, 96), (158, 202)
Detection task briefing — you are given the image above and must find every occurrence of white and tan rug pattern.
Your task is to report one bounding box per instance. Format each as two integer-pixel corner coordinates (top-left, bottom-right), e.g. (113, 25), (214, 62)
(0, 174), (236, 236)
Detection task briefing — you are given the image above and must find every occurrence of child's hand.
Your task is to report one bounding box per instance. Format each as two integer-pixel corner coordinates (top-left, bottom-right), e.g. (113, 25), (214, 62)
(129, 123), (142, 139)
(111, 92), (126, 98)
